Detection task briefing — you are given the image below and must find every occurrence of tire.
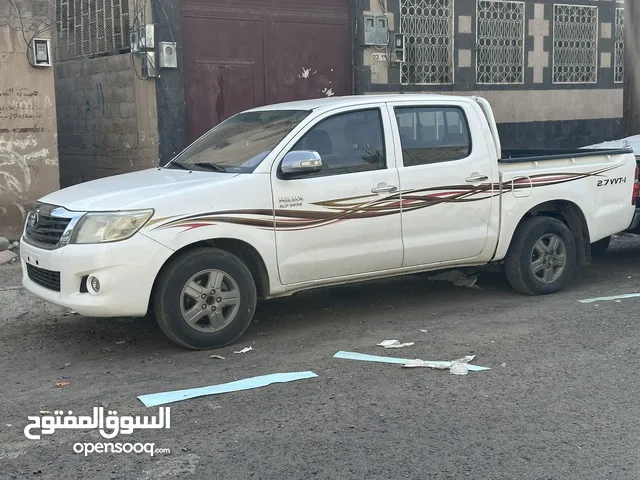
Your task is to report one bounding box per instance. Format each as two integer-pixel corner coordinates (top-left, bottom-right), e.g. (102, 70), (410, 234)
(505, 216), (577, 296)
(153, 247), (257, 350)
(590, 236), (611, 256)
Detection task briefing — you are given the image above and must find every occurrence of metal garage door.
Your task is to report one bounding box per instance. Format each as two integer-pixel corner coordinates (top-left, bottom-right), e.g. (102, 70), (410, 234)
(182, 0), (352, 142)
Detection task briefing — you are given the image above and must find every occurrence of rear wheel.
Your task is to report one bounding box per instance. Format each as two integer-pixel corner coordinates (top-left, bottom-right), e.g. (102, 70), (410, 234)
(153, 247), (257, 350)
(505, 216), (577, 296)
(590, 236), (611, 256)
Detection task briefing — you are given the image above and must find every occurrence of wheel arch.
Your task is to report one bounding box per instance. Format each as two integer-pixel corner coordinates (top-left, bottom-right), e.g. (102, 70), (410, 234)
(511, 199), (592, 266)
(149, 238), (271, 313)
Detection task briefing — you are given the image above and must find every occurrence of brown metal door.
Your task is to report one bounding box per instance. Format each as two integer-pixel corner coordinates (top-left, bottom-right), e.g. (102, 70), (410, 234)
(182, 0), (352, 143)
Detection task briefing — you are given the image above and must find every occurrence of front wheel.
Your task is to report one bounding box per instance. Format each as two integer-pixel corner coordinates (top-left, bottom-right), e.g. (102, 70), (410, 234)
(505, 216), (577, 296)
(153, 247), (257, 350)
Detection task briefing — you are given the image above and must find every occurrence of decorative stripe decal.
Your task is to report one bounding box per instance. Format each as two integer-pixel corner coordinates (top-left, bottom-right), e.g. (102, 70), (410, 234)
(151, 165), (623, 233)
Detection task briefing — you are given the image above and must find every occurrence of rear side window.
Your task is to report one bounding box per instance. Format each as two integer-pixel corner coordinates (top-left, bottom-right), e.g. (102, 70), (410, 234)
(394, 106), (471, 167)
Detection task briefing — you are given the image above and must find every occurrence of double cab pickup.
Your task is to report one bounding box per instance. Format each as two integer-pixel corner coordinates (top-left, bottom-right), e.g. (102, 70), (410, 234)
(20, 94), (639, 349)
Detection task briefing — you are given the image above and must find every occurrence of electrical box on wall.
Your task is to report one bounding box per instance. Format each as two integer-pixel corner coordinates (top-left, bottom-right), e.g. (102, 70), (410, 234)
(130, 30), (140, 53)
(141, 51), (157, 78)
(138, 24), (155, 50)
(158, 42), (178, 68)
(394, 33), (406, 63)
(28, 38), (52, 67)
(362, 14), (389, 46)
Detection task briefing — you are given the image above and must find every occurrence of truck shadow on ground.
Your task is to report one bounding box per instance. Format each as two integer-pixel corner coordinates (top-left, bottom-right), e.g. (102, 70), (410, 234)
(7, 236), (640, 358)
(7, 273), (511, 358)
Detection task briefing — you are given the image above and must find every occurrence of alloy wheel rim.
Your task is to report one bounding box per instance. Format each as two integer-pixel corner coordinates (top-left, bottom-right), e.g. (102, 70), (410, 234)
(179, 269), (241, 332)
(530, 233), (567, 284)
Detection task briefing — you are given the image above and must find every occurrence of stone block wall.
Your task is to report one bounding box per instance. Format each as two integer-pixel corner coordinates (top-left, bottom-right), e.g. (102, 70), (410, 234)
(54, 53), (159, 187)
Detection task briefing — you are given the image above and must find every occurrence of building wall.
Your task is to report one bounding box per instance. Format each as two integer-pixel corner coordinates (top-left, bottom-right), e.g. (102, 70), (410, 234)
(356, 0), (626, 148)
(151, 0), (187, 165)
(53, 0), (159, 187)
(0, 0), (60, 239)
(55, 54), (159, 187)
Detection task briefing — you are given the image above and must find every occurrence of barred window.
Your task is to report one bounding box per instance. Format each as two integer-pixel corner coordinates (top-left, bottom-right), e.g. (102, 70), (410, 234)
(552, 4), (598, 84)
(476, 0), (525, 84)
(614, 8), (624, 84)
(54, 0), (131, 61)
(399, 0), (454, 85)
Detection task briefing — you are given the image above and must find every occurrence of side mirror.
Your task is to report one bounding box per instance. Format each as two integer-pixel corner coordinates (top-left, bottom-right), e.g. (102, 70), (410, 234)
(280, 151), (323, 176)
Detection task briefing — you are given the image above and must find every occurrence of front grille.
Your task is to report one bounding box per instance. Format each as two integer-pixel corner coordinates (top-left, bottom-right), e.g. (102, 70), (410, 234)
(27, 264), (61, 292)
(25, 210), (72, 247)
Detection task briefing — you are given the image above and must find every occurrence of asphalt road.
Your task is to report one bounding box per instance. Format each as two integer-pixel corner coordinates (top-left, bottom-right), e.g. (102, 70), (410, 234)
(1, 236), (640, 480)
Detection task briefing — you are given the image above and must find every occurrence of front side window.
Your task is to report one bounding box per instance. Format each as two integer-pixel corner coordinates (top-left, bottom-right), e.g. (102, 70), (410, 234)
(394, 106), (471, 167)
(288, 109), (386, 177)
(167, 110), (310, 173)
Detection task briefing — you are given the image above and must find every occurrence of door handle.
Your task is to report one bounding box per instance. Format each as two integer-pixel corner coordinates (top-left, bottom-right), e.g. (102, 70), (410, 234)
(466, 175), (488, 183)
(371, 184), (398, 194)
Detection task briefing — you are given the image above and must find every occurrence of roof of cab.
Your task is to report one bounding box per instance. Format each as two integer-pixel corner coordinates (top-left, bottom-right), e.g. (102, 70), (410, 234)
(246, 93), (475, 113)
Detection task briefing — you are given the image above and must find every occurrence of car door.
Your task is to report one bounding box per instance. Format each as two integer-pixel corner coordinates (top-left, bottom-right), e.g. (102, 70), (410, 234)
(386, 101), (497, 267)
(270, 105), (403, 285)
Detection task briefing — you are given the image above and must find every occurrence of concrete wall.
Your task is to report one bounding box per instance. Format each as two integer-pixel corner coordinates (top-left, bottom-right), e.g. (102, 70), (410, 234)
(55, 54), (159, 187)
(0, 0), (59, 239)
(355, 0), (626, 148)
(53, 0), (159, 188)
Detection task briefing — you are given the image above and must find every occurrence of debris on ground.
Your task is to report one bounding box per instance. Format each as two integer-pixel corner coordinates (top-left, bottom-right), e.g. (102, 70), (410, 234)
(0, 250), (17, 265)
(116, 340), (128, 345)
(377, 340), (415, 349)
(453, 274), (481, 290)
(39, 411), (51, 415)
(334, 351), (490, 372)
(403, 355), (479, 375)
(54, 381), (70, 387)
(419, 329), (428, 333)
(63, 310), (79, 316)
(209, 355), (225, 360)
(449, 363), (469, 375)
(137, 371), (318, 407)
(234, 347), (253, 354)
(0, 237), (10, 251)
(578, 293), (640, 303)
(501, 363), (506, 368)
(428, 269), (482, 290)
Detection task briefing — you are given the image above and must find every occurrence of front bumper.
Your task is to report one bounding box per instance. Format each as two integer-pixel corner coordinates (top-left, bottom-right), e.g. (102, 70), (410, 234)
(20, 233), (174, 317)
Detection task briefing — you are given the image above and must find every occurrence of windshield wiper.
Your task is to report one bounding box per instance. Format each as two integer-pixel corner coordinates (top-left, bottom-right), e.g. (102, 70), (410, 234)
(192, 162), (228, 173)
(166, 161), (191, 170)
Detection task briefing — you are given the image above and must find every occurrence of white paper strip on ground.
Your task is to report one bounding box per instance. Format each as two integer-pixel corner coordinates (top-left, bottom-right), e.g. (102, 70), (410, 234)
(333, 351), (490, 371)
(578, 293), (640, 304)
(137, 371), (318, 407)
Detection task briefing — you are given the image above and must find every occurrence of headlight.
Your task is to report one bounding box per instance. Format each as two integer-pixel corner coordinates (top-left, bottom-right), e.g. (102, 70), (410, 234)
(71, 209), (154, 244)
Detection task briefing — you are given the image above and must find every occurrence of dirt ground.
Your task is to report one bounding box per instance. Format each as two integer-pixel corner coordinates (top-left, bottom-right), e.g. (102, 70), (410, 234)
(1, 236), (640, 479)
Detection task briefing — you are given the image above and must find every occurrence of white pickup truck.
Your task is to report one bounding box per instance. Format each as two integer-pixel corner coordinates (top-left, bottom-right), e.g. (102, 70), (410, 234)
(20, 94), (639, 350)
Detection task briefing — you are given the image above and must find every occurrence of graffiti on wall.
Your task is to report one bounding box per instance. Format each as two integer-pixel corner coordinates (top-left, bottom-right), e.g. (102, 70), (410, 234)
(0, 87), (56, 221)
(0, 88), (44, 121)
(0, 135), (52, 219)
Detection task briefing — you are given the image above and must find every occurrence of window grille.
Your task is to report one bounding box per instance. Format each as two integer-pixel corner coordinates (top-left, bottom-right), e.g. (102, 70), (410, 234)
(614, 7), (624, 84)
(476, 0), (525, 84)
(399, 0), (454, 85)
(552, 4), (598, 84)
(54, 0), (131, 61)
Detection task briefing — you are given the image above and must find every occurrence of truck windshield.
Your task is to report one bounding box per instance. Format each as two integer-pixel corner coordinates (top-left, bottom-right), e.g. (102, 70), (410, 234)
(166, 109), (311, 173)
